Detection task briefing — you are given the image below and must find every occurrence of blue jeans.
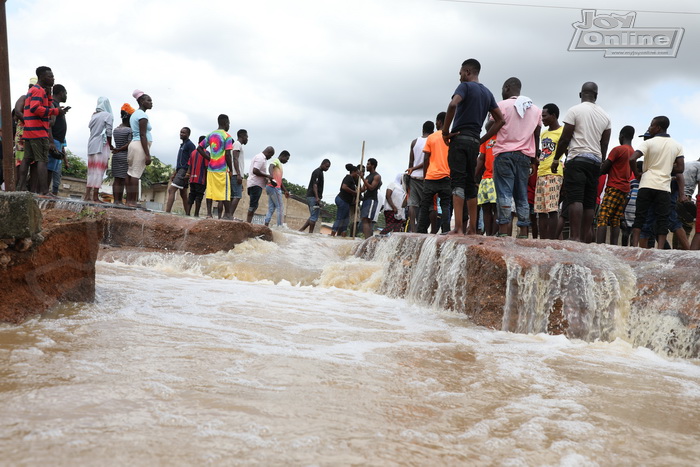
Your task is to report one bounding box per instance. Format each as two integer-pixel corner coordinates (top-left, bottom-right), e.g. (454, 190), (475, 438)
(48, 138), (64, 194)
(493, 151), (531, 227)
(307, 196), (321, 222)
(264, 185), (284, 225)
(332, 195), (351, 233)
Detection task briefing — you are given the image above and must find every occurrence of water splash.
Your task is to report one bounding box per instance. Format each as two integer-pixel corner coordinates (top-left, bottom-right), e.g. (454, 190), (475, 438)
(357, 235), (700, 358)
(36, 198), (86, 212)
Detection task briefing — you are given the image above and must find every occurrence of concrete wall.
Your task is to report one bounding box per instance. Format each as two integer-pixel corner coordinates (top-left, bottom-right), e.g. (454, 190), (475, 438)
(57, 176), (320, 231)
(165, 180), (320, 231)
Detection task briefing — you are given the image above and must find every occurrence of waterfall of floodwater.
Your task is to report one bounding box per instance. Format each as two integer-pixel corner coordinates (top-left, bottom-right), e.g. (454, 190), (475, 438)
(357, 234), (699, 358)
(2, 230), (699, 465)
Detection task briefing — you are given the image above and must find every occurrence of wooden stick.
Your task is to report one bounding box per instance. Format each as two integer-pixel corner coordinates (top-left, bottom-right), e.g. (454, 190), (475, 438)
(352, 141), (365, 238)
(0, 1), (15, 191)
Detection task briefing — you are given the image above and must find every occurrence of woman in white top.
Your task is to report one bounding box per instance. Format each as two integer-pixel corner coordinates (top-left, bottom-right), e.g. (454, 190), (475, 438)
(84, 97), (114, 202)
(126, 89), (153, 207)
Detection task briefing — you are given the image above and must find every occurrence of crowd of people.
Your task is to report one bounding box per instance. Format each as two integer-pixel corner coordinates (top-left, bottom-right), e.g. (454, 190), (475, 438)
(326, 59), (700, 249)
(331, 58), (700, 250)
(2, 63), (699, 250)
(0, 66), (332, 229)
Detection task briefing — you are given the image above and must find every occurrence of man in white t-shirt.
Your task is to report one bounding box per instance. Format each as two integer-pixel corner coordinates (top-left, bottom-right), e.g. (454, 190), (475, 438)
(246, 146), (275, 223)
(629, 116), (684, 249)
(551, 82), (611, 242)
(230, 129), (247, 219)
(406, 121), (433, 232)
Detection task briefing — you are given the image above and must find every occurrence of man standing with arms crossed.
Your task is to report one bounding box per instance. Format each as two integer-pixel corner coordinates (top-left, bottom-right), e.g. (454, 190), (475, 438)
(551, 82), (611, 242)
(442, 59), (503, 235)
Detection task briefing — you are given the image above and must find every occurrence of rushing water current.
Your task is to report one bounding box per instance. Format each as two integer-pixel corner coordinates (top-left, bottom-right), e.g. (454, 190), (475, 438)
(1, 231), (699, 465)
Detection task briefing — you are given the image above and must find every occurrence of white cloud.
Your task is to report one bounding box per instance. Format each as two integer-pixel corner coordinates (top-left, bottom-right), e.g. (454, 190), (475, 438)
(6, 0), (700, 193)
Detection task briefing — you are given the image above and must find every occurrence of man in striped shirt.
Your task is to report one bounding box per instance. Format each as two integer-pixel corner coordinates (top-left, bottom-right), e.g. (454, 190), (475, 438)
(17, 66), (70, 194)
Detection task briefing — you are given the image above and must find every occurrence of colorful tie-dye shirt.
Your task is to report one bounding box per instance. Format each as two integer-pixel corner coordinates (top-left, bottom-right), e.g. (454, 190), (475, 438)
(199, 129), (233, 173)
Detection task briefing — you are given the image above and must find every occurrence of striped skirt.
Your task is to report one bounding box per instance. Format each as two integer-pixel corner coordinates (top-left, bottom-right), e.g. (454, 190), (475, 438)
(111, 152), (128, 179)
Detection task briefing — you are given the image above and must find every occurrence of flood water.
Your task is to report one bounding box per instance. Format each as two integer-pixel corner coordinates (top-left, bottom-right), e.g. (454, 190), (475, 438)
(1, 231), (699, 465)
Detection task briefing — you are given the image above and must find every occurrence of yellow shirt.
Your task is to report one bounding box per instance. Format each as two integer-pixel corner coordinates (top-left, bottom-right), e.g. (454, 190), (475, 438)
(538, 126), (564, 177)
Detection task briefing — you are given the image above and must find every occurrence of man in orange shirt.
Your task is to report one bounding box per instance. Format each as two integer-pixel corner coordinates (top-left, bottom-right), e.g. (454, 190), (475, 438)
(417, 112), (451, 233)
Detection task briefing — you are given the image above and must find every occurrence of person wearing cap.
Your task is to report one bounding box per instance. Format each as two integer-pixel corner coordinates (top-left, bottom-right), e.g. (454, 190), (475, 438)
(111, 104), (135, 204)
(17, 66), (70, 194)
(126, 89), (153, 206)
(628, 116), (684, 249)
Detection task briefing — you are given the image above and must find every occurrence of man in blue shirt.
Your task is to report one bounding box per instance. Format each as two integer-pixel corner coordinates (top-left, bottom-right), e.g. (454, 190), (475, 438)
(442, 59), (503, 235)
(165, 127), (195, 213)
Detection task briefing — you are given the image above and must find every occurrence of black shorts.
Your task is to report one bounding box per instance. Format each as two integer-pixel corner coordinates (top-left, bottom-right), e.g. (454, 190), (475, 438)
(562, 157), (600, 210)
(633, 187), (671, 235)
(448, 135), (480, 199)
(248, 185), (263, 212)
(188, 182), (206, 203)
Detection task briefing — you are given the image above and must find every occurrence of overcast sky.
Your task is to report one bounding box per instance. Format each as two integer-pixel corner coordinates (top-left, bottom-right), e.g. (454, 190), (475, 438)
(6, 0), (700, 195)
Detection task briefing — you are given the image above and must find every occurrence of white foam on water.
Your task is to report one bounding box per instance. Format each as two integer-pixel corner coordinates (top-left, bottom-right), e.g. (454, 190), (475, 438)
(2, 232), (700, 465)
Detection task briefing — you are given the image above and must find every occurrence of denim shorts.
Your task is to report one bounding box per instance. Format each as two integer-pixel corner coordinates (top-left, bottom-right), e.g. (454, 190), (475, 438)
(307, 196), (321, 222)
(230, 174), (243, 199)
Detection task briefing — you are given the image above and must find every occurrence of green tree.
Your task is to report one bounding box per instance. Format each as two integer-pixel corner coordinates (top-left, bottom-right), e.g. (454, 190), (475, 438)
(282, 178), (307, 197)
(62, 149), (87, 179)
(141, 156), (173, 187)
(321, 201), (337, 223)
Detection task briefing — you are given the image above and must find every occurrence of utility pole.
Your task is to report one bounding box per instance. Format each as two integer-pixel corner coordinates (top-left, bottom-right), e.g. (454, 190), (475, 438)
(1, 0), (15, 191)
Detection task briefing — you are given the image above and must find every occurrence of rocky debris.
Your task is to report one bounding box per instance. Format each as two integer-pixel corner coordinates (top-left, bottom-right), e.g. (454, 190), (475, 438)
(1, 207), (103, 324)
(101, 208), (273, 254)
(0, 192), (43, 240)
(36, 199), (274, 254)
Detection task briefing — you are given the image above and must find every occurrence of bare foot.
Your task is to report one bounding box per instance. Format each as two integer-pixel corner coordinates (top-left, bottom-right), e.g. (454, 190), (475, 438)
(445, 229), (464, 236)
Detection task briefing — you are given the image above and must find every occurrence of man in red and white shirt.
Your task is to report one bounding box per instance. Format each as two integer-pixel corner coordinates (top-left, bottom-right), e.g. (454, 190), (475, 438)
(17, 66), (69, 194)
